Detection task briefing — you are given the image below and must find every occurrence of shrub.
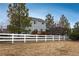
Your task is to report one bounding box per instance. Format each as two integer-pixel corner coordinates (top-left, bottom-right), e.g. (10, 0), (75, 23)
(32, 30), (38, 34)
(69, 32), (79, 41)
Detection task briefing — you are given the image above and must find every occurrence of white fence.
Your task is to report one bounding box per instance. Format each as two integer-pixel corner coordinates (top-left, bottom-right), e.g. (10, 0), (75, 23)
(0, 33), (69, 44)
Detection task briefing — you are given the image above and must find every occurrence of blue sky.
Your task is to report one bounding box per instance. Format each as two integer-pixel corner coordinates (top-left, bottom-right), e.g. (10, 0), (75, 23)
(0, 3), (79, 28)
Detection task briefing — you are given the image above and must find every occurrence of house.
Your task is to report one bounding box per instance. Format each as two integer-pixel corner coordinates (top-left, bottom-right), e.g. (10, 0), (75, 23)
(25, 17), (46, 34)
(0, 28), (8, 33)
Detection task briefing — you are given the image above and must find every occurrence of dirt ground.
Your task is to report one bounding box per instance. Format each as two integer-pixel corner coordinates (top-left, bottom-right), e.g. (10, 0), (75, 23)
(0, 41), (79, 56)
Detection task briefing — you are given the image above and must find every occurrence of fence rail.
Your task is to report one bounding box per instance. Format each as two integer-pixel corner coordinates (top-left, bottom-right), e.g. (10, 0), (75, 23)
(0, 33), (69, 44)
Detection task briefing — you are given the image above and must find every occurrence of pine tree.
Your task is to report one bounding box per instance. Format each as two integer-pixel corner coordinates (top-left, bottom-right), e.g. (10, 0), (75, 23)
(59, 14), (70, 35)
(45, 14), (54, 34)
(69, 21), (79, 40)
(45, 14), (54, 30)
(74, 21), (79, 32)
(59, 15), (70, 28)
(7, 3), (31, 33)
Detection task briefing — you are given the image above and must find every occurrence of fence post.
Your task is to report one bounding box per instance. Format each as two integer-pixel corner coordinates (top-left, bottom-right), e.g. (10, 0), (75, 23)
(59, 35), (61, 41)
(45, 35), (47, 42)
(36, 35), (38, 42)
(64, 35), (65, 41)
(12, 34), (14, 44)
(52, 35), (54, 41)
(24, 34), (26, 43)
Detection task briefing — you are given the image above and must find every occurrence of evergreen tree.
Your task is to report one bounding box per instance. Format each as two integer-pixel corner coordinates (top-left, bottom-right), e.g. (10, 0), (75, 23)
(73, 21), (79, 32)
(7, 3), (31, 33)
(69, 21), (79, 40)
(45, 14), (54, 31)
(59, 14), (70, 35)
(59, 15), (70, 28)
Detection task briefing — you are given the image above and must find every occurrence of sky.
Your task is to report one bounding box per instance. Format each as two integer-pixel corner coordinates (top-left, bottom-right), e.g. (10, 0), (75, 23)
(0, 3), (79, 28)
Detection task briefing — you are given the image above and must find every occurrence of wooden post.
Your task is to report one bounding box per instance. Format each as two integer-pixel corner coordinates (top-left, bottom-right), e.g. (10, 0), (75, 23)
(52, 35), (54, 41)
(64, 35), (65, 41)
(12, 34), (14, 44)
(24, 34), (26, 43)
(36, 35), (38, 42)
(45, 35), (47, 42)
(59, 35), (61, 41)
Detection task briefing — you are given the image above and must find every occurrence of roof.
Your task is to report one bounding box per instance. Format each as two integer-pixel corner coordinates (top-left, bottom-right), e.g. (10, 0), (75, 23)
(29, 17), (45, 23)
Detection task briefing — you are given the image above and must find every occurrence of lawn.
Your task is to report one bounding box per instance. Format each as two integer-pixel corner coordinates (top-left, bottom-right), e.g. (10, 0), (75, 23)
(0, 41), (79, 56)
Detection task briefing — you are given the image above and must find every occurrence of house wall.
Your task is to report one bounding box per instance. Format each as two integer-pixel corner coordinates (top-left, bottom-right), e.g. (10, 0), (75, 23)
(25, 18), (46, 33)
(30, 20), (46, 32)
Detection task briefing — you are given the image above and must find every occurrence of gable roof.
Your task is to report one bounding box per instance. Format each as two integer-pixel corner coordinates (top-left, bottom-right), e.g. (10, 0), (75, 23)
(29, 17), (45, 23)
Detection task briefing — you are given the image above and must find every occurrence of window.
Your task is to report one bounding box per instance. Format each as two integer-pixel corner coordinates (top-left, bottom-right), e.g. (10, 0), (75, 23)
(41, 29), (43, 32)
(42, 22), (44, 24)
(34, 21), (36, 24)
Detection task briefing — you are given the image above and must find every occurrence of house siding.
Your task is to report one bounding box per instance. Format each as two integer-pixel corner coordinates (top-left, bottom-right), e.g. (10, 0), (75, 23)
(25, 17), (46, 33)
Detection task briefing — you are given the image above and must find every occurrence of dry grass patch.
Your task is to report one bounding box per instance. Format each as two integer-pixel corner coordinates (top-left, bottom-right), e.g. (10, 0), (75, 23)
(0, 41), (79, 56)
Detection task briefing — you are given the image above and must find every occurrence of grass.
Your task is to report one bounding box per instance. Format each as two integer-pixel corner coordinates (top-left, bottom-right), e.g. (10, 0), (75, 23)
(0, 41), (79, 56)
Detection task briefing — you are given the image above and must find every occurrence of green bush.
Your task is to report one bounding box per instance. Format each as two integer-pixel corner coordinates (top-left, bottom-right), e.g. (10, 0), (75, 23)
(69, 32), (79, 41)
